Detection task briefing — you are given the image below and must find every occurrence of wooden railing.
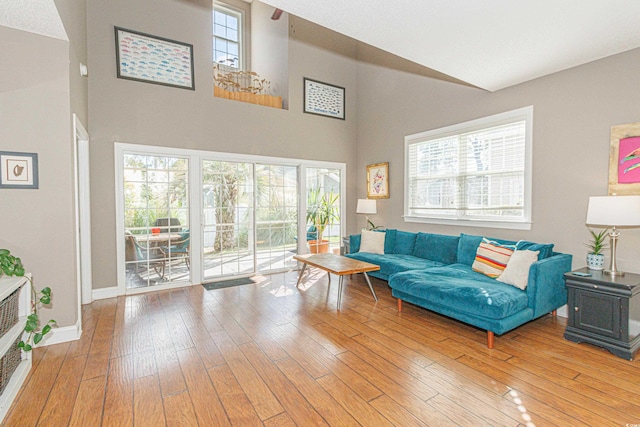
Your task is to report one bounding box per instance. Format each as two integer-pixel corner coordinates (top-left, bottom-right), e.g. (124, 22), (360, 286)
(214, 86), (282, 109)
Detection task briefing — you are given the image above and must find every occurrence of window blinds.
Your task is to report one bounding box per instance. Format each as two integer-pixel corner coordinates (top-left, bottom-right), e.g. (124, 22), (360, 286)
(407, 120), (526, 220)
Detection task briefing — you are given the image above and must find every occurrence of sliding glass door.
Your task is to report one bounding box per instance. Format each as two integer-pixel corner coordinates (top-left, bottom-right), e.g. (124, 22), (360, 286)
(305, 167), (342, 255)
(255, 164), (298, 273)
(117, 143), (345, 294)
(122, 154), (190, 289)
(202, 160), (255, 280)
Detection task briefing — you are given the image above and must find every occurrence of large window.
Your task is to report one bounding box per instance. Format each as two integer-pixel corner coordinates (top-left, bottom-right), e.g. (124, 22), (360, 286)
(213, 3), (244, 69)
(405, 106), (532, 230)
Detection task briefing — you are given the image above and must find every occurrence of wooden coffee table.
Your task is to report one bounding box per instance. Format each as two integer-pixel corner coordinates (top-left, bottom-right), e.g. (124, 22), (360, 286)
(293, 253), (380, 309)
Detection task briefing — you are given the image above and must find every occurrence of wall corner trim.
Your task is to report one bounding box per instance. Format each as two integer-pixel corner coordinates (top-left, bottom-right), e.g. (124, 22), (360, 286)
(92, 286), (118, 301)
(39, 320), (82, 347)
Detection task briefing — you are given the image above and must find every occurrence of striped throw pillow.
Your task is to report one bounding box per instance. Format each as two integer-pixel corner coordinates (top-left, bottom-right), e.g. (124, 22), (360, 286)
(472, 238), (516, 278)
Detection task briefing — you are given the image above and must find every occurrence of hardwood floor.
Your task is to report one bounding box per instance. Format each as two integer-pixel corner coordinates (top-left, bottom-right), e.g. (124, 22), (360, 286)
(3, 269), (640, 426)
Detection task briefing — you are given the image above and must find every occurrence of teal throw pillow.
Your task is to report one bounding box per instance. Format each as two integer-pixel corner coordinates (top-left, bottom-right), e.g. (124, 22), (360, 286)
(516, 240), (554, 259)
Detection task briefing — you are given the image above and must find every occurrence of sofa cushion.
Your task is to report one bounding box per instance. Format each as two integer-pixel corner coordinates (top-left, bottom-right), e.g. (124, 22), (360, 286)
(497, 250), (539, 290)
(457, 234), (484, 266)
(359, 229), (385, 254)
(413, 232), (459, 264)
(347, 252), (444, 276)
(389, 264), (529, 319)
(392, 230), (417, 255)
(458, 235), (553, 261)
(516, 240), (554, 259)
(383, 229), (396, 254)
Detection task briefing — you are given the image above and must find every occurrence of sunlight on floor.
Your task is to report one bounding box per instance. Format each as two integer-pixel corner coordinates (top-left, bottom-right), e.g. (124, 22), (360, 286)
(509, 389), (535, 427)
(269, 286), (295, 297)
(295, 269), (329, 291)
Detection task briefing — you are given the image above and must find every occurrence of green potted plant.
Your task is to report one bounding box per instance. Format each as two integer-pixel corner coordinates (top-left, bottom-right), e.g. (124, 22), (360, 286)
(0, 249), (56, 351)
(585, 228), (608, 270)
(306, 189), (340, 254)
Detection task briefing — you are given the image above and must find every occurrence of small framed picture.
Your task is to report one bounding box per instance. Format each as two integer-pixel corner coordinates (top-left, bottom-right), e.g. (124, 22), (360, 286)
(367, 162), (389, 199)
(0, 151), (39, 189)
(303, 78), (345, 120)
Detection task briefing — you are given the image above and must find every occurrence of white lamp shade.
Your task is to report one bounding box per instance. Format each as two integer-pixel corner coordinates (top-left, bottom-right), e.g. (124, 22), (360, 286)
(586, 195), (640, 227)
(356, 199), (377, 215)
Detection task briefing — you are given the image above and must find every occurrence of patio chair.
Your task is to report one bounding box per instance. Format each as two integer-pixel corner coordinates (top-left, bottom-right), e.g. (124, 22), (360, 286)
(306, 225), (318, 241)
(125, 232), (166, 279)
(294, 225), (318, 242)
(154, 217), (182, 233)
(162, 230), (190, 269)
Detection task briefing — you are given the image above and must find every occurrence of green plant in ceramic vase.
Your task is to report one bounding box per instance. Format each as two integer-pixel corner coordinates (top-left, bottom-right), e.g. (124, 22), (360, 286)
(0, 249), (56, 351)
(585, 228), (608, 270)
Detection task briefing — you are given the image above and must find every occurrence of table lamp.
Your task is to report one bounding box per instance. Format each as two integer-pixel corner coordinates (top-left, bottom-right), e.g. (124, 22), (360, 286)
(586, 195), (640, 276)
(356, 199), (377, 230)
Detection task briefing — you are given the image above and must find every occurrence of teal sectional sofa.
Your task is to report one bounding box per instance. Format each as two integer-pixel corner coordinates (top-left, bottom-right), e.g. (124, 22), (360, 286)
(346, 230), (572, 348)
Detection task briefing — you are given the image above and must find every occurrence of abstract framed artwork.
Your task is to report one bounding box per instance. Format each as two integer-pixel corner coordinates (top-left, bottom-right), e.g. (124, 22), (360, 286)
(115, 27), (195, 90)
(303, 78), (345, 120)
(367, 162), (389, 199)
(609, 121), (640, 195)
(0, 151), (39, 189)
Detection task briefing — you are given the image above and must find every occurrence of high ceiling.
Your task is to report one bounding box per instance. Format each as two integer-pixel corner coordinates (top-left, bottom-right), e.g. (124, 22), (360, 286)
(3, 1), (640, 92)
(0, 1), (67, 93)
(0, 0), (67, 41)
(260, 0), (640, 91)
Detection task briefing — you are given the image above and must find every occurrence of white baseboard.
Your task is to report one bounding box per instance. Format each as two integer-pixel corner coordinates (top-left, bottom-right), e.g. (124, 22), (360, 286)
(92, 286), (118, 301)
(39, 319), (82, 347)
(556, 304), (568, 318)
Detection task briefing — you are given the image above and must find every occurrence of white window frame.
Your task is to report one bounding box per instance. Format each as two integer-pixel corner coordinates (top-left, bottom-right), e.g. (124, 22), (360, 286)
(213, 1), (249, 70)
(404, 106), (533, 230)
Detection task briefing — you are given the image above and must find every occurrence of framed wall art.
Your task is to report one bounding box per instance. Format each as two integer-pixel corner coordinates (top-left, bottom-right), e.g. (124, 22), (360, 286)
(0, 151), (39, 189)
(303, 78), (345, 120)
(115, 27), (195, 90)
(608, 121), (640, 195)
(367, 162), (389, 199)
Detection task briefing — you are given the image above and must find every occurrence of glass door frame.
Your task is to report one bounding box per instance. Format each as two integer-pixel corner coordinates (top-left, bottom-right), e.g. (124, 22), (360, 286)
(200, 158), (257, 282)
(115, 142), (346, 296)
(298, 166), (347, 254)
(115, 143), (203, 295)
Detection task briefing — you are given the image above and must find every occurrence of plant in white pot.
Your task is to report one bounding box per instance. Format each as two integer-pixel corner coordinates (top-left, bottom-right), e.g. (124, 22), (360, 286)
(585, 228), (608, 270)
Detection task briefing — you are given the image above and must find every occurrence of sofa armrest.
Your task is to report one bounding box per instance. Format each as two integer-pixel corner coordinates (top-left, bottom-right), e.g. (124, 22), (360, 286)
(526, 253), (572, 318)
(349, 234), (361, 253)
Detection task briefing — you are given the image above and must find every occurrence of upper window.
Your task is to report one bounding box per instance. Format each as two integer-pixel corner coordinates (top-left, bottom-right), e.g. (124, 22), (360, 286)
(404, 106), (533, 230)
(213, 4), (243, 69)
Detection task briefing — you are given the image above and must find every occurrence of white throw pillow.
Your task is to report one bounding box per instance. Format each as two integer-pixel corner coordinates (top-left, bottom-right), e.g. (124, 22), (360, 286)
(359, 230), (385, 254)
(497, 250), (539, 290)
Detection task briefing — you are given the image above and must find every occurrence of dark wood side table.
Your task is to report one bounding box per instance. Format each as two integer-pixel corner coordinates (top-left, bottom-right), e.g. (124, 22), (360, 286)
(564, 268), (640, 360)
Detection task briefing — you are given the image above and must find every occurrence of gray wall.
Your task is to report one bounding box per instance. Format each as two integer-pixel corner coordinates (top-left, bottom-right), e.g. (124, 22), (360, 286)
(0, 26), (78, 327)
(355, 47), (640, 273)
(251, 1), (289, 106)
(87, 0), (358, 289)
(55, 0), (89, 125)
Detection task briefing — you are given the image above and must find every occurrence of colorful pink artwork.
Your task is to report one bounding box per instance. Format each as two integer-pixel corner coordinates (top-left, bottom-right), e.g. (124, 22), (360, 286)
(618, 136), (640, 184)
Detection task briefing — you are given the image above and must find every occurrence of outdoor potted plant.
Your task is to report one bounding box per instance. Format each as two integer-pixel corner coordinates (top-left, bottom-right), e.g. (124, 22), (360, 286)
(585, 228), (608, 270)
(306, 189), (339, 254)
(0, 249), (56, 351)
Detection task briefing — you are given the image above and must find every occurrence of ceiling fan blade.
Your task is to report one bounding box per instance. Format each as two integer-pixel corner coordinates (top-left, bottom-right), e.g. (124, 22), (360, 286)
(271, 8), (283, 20)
